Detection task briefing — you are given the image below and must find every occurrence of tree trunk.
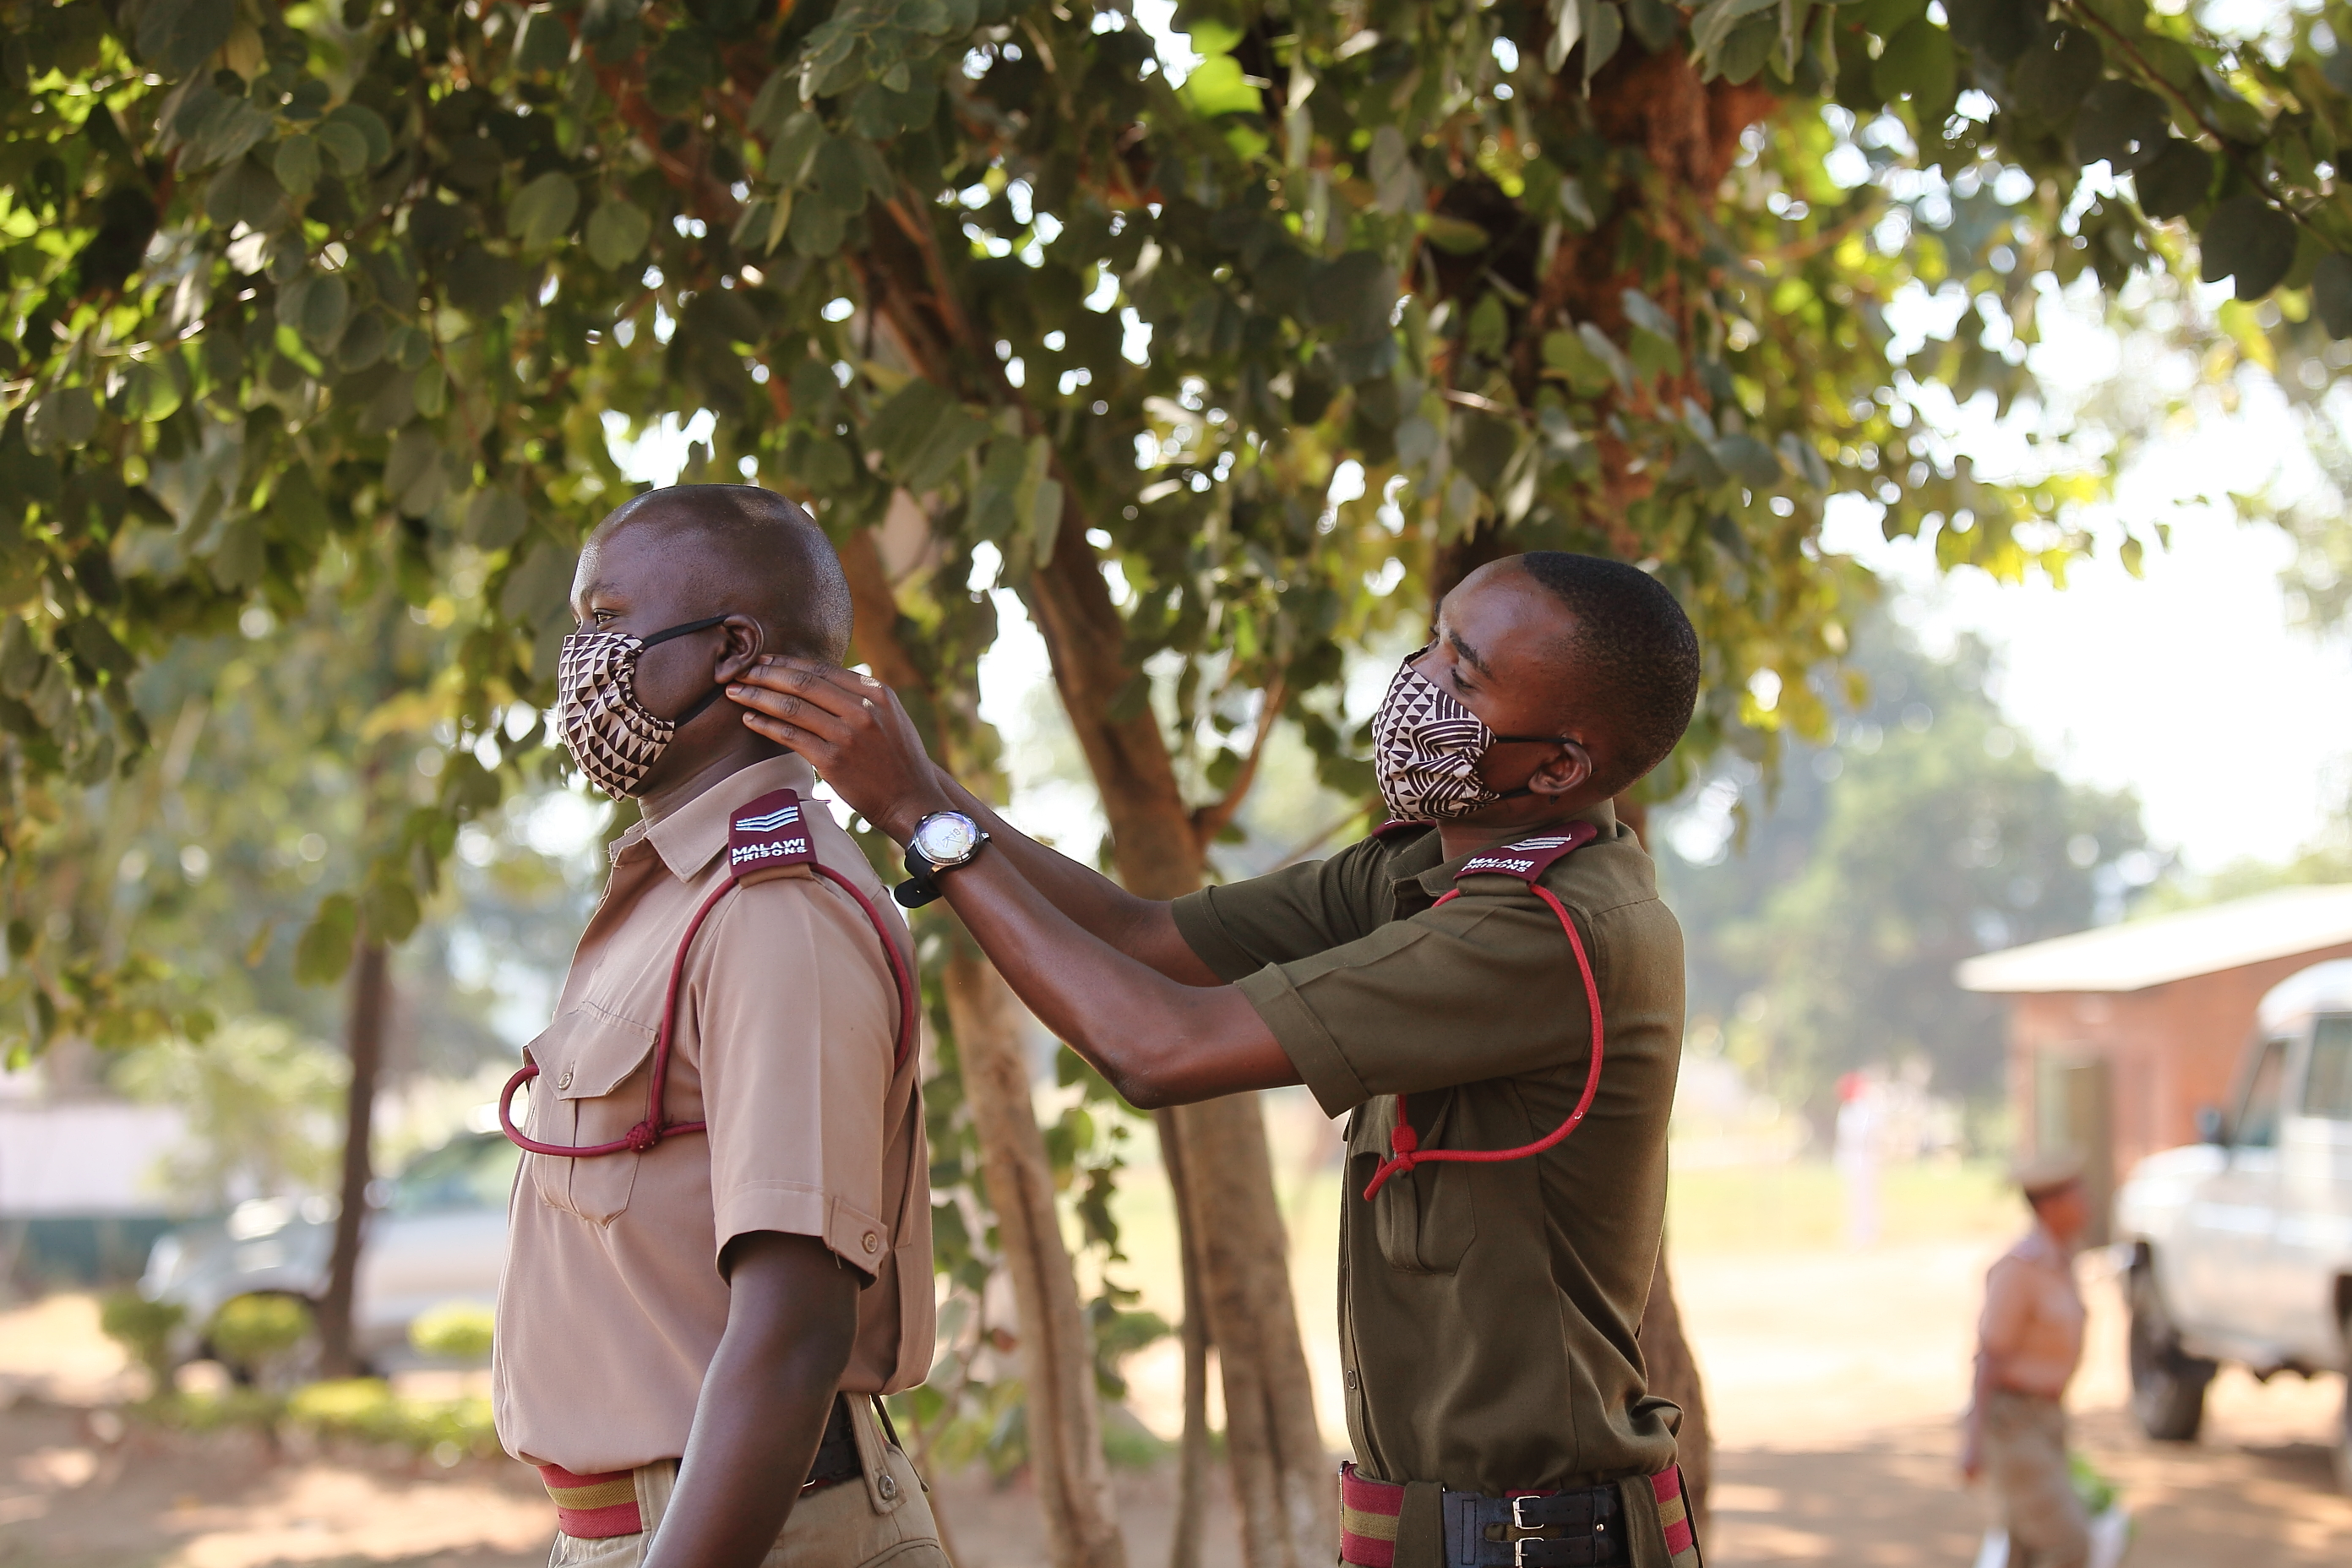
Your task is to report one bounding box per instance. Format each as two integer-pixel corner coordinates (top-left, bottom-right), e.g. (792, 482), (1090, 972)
(1025, 520), (1337, 1568)
(1639, 1249), (1712, 1538)
(1612, 797), (1712, 1531)
(317, 938), (388, 1378)
(942, 945), (1129, 1568)
(1156, 1108), (1211, 1568)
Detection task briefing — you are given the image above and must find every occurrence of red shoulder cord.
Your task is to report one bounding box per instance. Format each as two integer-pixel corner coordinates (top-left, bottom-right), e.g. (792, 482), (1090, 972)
(1358, 831), (1606, 1201)
(498, 791), (917, 1159)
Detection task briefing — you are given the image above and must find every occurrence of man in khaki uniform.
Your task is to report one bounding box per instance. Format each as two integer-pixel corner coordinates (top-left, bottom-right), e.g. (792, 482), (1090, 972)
(1963, 1155), (2093, 1568)
(493, 485), (946, 1568)
(731, 552), (1705, 1567)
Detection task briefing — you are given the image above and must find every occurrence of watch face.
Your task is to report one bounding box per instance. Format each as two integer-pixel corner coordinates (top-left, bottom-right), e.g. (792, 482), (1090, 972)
(914, 812), (980, 864)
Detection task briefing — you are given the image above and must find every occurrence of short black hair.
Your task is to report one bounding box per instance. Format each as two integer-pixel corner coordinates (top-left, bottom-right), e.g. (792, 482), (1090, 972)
(1516, 552), (1699, 797)
(599, 484), (853, 662)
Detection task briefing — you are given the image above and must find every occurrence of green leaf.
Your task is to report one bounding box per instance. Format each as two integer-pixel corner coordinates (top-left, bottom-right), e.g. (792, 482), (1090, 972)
(361, 874), (422, 945)
(411, 362), (448, 418)
(1582, 0), (1624, 86)
(2007, 25), (2104, 127)
(278, 273), (351, 353)
(204, 157), (285, 231)
(788, 193), (847, 257)
(122, 361), (183, 423)
(2073, 79), (2170, 172)
(316, 119), (370, 177)
(1545, 0), (1582, 73)
(586, 199), (652, 269)
(1421, 215), (1489, 255)
(320, 103), (391, 172)
(293, 893), (358, 987)
(465, 487), (531, 549)
(2312, 252), (2352, 339)
(1179, 56), (1264, 119)
(771, 111), (825, 188)
(275, 133), (322, 198)
(514, 8), (574, 74)
(2131, 139), (2212, 220)
(508, 172), (580, 249)
(2198, 194), (2297, 301)
(137, 0), (235, 75)
(499, 536), (580, 625)
(865, 381), (961, 476)
(1873, 20), (1955, 111)
(1944, 0), (2036, 66)
(385, 425), (452, 516)
(1690, 0), (1778, 63)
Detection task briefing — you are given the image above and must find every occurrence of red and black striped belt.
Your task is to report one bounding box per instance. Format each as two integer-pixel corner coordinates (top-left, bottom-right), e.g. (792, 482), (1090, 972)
(1339, 1461), (1699, 1567)
(538, 1395), (866, 1538)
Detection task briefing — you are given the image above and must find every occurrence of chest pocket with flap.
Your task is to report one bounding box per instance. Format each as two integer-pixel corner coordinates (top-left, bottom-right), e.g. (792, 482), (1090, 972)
(524, 1004), (659, 1223)
(1349, 1092), (1477, 1276)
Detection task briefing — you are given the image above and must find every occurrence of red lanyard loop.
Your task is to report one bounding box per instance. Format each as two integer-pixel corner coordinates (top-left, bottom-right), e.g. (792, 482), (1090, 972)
(1359, 827), (1605, 1200)
(500, 790), (917, 1160)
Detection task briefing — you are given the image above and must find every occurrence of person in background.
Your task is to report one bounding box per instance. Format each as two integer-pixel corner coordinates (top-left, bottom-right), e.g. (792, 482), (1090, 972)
(1833, 1070), (1883, 1249)
(1963, 1153), (2093, 1568)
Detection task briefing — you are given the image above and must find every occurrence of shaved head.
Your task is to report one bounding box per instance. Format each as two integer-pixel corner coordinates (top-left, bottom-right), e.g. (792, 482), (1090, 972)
(591, 484), (852, 662)
(1513, 552), (1698, 795)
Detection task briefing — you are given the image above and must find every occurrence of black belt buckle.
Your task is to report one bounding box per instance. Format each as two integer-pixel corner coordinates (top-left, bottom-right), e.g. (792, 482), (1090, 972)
(1444, 1480), (1622, 1567)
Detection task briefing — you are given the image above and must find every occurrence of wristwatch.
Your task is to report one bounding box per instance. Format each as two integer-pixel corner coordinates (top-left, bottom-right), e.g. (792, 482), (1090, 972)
(895, 810), (990, 909)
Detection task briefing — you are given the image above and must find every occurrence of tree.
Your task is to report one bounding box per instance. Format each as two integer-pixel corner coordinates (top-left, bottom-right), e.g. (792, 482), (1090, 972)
(1661, 618), (2151, 1118)
(7, 0), (2347, 1559)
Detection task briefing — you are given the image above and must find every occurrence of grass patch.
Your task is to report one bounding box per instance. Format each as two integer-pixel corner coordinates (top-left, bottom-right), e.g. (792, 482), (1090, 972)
(1666, 1159), (2019, 1254)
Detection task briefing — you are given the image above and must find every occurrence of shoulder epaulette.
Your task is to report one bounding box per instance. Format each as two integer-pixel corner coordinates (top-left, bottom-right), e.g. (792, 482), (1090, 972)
(1451, 820), (1600, 886)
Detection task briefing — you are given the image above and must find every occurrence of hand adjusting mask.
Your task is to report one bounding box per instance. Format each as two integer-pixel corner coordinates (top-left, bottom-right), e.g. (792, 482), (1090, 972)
(556, 615), (728, 798)
(1370, 645), (1574, 823)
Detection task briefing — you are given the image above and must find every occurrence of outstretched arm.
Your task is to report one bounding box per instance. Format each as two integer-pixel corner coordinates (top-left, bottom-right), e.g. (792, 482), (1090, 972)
(727, 660), (1293, 1106)
(732, 657), (1217, 985)
(641, 1232), (858, 1568)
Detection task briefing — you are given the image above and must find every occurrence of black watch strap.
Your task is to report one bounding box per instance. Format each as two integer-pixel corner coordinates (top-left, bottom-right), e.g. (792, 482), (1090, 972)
(894, 846), (945, 910)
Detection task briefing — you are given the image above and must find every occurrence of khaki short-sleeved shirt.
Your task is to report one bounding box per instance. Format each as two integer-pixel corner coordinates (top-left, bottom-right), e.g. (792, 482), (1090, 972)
(1172, 802), (1685, 1497)
(493, 754), (934, 1476)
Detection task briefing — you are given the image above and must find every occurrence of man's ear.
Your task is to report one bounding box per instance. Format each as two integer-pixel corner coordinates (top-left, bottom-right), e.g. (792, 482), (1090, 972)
(1527, 740), (1593, 798)
(712, 614), (766, 683)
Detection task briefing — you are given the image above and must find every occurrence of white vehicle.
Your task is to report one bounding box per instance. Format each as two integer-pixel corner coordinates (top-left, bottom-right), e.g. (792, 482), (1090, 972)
(2115, 959), (2352, 1488)
(140, 1131), (516, 1374)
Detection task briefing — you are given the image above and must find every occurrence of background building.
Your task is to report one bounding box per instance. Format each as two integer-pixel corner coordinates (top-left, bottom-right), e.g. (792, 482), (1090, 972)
(1957, 885), (2352, 1242)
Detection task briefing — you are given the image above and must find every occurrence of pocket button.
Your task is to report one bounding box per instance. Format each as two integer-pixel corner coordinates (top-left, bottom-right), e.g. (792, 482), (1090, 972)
(877, 1473), (898, 1500)
(862, 1232), (880, 1255)
(557, 1065), (574, 1091)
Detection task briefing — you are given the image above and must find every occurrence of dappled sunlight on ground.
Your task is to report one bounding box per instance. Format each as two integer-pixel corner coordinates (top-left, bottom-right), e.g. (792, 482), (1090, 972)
(5, 1161), (2347, 1565)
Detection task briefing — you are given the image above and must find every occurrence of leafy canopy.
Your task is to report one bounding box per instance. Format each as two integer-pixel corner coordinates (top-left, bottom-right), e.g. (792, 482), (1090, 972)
(0, 0), (2343, 1059)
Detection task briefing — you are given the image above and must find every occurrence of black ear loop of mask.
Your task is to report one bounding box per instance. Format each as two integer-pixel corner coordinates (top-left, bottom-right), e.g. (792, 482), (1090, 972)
(1484, 737), (1581, 804)
(633, 614), (732, 727)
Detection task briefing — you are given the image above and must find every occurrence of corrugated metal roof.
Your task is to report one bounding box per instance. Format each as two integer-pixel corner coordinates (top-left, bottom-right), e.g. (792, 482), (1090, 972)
(1955, 885), (2352, 994)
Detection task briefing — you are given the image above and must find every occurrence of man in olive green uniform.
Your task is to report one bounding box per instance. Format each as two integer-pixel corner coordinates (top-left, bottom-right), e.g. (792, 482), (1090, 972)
(730, 551), (1703, 1567)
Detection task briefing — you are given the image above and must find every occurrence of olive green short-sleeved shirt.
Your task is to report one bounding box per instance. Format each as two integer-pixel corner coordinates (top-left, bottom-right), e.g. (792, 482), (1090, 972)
(1172, 802), (1685, 1497)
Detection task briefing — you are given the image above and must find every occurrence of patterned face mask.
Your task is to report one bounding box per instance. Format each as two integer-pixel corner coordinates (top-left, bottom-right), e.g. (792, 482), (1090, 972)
(555, 616), (728, 798)
(1370, 646), (1574, 822)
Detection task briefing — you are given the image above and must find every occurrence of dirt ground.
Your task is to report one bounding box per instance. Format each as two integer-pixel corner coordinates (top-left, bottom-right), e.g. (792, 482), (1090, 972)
(4, 1237), (2346, 1567)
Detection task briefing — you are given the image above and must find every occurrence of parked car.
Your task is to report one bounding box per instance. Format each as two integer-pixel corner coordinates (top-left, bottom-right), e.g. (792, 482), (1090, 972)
(2114, 958), (2352, 1489)
(140, 1130), (516, 1375)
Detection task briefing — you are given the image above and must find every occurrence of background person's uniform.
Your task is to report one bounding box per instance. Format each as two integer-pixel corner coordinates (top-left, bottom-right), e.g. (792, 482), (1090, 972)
(493, 754), (945, 1567)
(1976, 1228), (2089, 1568)
(1172, 801), (1699, 1568)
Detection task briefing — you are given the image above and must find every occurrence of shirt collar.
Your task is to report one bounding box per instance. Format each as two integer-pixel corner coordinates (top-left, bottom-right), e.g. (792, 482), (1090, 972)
(624, 754), (822, 881)
(1391, 798), (1620, 901)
